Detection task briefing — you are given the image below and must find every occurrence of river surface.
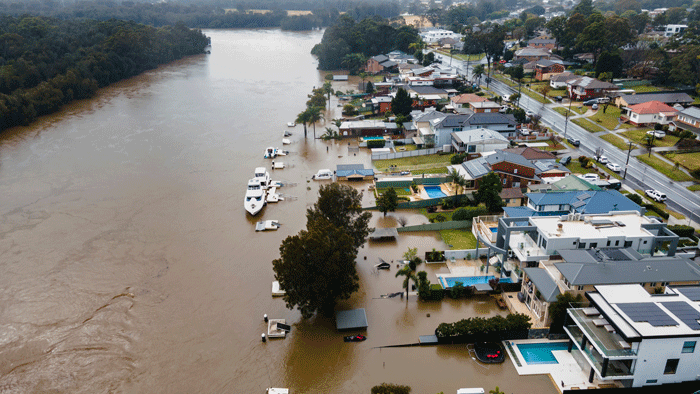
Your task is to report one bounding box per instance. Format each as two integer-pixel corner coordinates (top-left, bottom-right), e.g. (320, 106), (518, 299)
(0, 29), (557, 394)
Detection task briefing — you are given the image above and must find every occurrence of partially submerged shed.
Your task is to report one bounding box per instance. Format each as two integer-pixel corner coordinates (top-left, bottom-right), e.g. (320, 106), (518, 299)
(369, 227), (399, 240)
(336, 164), (375, 181)
(336, 308), (368, 331)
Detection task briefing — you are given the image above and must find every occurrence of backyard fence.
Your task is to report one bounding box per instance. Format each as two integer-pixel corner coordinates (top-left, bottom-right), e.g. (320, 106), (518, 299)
(397, 220), (471, 232)
(445, 248), (496, 260)
(374, 177), (448, 189)
(372, 147), (441, 161)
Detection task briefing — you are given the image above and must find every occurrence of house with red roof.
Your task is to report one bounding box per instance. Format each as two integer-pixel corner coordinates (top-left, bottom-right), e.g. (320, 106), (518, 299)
(623, 100), (678, 126)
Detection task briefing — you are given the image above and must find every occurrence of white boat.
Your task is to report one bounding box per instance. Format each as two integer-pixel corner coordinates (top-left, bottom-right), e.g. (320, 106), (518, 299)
(312, 169), (333, 180)
(282, 138), (291, 145)
(287, 122), (295, 127)
(256, 220), (280, 231)
(271, 281), (286, 297)
(267, 388), (289, 394)
(271, 161), (285, 169)
(283, 130), (292, 137)
(244, 179), (266, 216)
(264, 147), (288, 159)
(253, 167), (272, 189)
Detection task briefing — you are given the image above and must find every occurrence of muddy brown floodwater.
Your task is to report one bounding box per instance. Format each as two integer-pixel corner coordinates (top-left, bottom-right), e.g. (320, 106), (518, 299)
(0, 29), (558, 394)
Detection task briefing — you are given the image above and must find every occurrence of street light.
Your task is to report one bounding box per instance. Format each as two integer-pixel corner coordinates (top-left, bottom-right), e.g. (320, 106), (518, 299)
(623, 141), (634, 180)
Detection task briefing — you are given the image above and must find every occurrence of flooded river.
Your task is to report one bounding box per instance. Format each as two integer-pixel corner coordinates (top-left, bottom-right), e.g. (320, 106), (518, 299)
(0, 29), (557, 394)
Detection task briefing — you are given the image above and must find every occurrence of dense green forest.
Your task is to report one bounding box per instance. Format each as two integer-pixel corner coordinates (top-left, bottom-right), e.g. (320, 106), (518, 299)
(311, 15), (420, 70)
(0, 15), (209, 131)
(0, 0), (400, 30)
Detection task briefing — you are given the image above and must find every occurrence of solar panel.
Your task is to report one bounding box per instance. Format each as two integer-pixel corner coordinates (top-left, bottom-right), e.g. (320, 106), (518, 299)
(617, 303), (678, 327)
(677, 287), (700, 302)
(662, 302), (700, 330)
(535, 161), (550, 172)
(464, 159), (489, 178)
(572, 201), (586, 208)
(577, 193), (591, 200)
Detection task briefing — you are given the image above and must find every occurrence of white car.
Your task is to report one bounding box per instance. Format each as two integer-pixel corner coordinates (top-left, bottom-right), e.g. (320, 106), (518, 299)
(597, 155), (609, 164)
(606, 162), (622, 172)
(645, 189), (667, 203)
(580, 173), (600, 182)
(646, 130), (666, 139)
(525, 110), (535, 118)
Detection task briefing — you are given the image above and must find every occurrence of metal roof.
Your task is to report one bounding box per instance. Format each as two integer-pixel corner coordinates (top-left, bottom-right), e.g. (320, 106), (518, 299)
(525, 190), (641, 214)
(485, 150), (536, 169)
(336, 308), (368, 330)
(461, 157), (490, 178)
(620, 92), (693, 106)
(336, 164), (374, 178)
(680, 106), (700, 119)
(523, 267), (561, 302)
(466, 113), (517, 126)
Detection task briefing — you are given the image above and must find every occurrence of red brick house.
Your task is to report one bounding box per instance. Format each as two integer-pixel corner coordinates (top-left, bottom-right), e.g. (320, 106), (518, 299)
(484, 151), (539, 189)
(365, 55), (398, 74)
(534, 60), (566, 81)
(528, 38), (556, 50)
(566, 77), (618, 101)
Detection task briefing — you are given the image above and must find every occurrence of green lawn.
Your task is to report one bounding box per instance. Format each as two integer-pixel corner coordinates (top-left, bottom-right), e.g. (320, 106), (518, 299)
(420, 208), (454, 222)
(572, 105), (588, 115)
(493, 73), (518, 87)
(553, 107), (574, 117)
(600, 133), (637, 151)
(635, 189), (686, 220)
(440, 229), (477, 250)
(374, 153), (454, 172)
(597, 162), (623, 180)
(688, 184), (700, 191)
(636, 154), (695, 182)
(540, 139), (566, 151)
(376, 187), (412, 196)
(549, 89), (567, 97)
(520, 87), (550, 104)
(573, 118), (605, 132)
(631, 85), (663, 93)
(587, 106), (633, 130)
(663, 151), (700, 173)
(411, 167), (449, 175)
(565, 160), (596, 175)
(619, 129), (680, 148)
(437, 50), (484, 62)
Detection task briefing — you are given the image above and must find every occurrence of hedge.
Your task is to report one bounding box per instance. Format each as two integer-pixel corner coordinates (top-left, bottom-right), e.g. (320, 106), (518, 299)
(452, 206), (489, 221)
(435, 313), (532, 343)
(367, 139), (386, 148)
(643, 204), (670, 220)
(668, 225), (695, 238)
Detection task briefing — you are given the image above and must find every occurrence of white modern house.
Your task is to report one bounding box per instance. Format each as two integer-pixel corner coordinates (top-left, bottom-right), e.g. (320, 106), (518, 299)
(664, 24), (687, 37)
(419, 28), (464, 43)
(565, 283), (700, 387)
(424, 113), (518, 147)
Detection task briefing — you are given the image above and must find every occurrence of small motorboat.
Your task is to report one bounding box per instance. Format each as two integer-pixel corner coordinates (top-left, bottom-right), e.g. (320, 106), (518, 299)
(283, 130), (292, 137)
(343, 334), (366, 342)
(312, 169), (333, 180)
(282, 138), (291, 145)
(271, 161), (285, 169)
(287, 122), (295, 127)
(256, 220), (280, 231)
(375, 258), (391, 270)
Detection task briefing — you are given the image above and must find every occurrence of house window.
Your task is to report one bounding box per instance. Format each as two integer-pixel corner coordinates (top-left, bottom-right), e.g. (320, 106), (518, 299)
(503, 179), (507, 185)
(577, 285), (584, 290)
(542, 239), (547, 249)
(683, 341), (696, 353)
(643, 240), (647, 244)
(514, 168), (518, 174)
(664, 359), (679, 374)
(578, 242), (586, 249)
(607, 241), (611, 246)
(468, 145), (476, 153)
(589, 243), (597, 249)
(646, 380), (658, 384)
(624, 241), (633, 247)
(615, 240), (619, 246)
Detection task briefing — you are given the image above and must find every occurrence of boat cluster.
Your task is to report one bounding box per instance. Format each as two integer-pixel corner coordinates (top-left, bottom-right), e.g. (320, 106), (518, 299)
(244, 167), (284, 216)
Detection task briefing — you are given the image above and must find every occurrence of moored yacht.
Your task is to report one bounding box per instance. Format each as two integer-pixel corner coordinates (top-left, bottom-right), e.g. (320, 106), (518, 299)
(253, 167), (271, 189)
(244, 179), (266, 215)
(264, 147), (288, 159)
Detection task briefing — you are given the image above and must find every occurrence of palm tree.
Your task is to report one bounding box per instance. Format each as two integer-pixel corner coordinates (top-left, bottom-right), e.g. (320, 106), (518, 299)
(322, 81), (333, 108)
(396, 263), (418, 304)
(296, 108), (312, 138)
(307, 106), (324, 139)
(447, 167), (467, 195)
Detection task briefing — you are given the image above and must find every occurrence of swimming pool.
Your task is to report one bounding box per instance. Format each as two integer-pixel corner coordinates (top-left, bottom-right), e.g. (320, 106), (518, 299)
(440, 275), (513, 288)
(424, 185), (447, 198)
(363, 136), (385, 141)
(490, 227), (498, 234)
(515, 342), (569, 365)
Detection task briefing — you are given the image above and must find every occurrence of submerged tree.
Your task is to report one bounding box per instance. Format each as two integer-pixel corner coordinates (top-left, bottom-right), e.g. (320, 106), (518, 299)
(376, 187), (399, 216)
(273, 183), (372, 318)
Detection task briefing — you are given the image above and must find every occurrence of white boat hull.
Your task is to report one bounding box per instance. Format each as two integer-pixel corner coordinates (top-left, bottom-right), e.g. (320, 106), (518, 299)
(244, 199), (265, 215)
(256, 220), (280, 231)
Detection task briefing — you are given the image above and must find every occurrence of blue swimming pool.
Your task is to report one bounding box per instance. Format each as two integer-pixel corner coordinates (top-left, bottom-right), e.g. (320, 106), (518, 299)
(490, 227), (498, 234)
(363, 136), (385, 141)
(424, 185), (447, 198)
(440, 275), (513, 288)
(515, 342), (569, 365)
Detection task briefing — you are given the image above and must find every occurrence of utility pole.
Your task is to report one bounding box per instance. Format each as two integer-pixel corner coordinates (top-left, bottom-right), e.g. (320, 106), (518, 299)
(623, 141), (633, 180)
(563, 95), (573, 139)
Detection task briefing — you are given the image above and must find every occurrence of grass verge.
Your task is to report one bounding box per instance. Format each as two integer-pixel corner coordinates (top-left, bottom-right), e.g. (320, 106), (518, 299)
(636, 154), (695, 182)
(588, 106), (633, 130)
(688, 184), (700, 191)
(374, 153), (454, 172)
(635, 189), (686, 220)
(663, 152), (700, 173)
(440, 229), (477, 250)
(619, 129), (680, 148)
(573, 118), (605, 132)
(600, 133), (637, 151)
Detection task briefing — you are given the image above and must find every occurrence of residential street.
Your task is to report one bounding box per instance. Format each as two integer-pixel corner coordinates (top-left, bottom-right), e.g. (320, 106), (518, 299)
(446, 54), (700, 225)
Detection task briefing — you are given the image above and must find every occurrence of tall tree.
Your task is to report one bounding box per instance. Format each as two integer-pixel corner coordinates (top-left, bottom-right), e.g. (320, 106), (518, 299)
(396, 264), (418, 303)
(472, 64), (484, 85)
(475, 26), (505, 89)
(307, 106), (324, 139)
(376, 187), (399, 216)
(572, 0), (595, 18)
(322, 81), (333, 108)
(306, 183), (372, 249)
(296, 108), (312, 138)
(273, 217), (359, 318)
(474, 172), (503, 212)
(391, 87), (413, 117)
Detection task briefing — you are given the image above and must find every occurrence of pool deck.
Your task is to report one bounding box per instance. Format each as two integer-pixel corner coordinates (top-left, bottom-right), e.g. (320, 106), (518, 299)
(506, 339), (622, 392)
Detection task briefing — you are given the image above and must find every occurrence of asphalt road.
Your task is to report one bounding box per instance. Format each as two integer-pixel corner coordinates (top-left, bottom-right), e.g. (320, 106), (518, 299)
(445, 56), (700, 224)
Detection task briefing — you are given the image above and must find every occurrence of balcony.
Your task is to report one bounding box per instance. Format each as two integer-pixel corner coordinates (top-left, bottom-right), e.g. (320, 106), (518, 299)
(566, 309), (637, 359)
(473, 215), (502, 244)
(509, 232), (547, 263)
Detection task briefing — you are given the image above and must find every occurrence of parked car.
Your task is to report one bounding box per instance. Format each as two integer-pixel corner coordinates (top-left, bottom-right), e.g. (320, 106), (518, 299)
(591, 103), (599, 110)
(555, 96), (563, 102)
(606, 162), (622, 172)
(525, 110), (535, 117)
(567, 137), (580, 147)
(597, 97), (611, 103)
(583, 99), (598, 106)
(581, 173), (600, 182)
(646, 130), (666, 139)
(520, 129), (531, 136)
(645, 189), (667, 202)
(499, 105), (508, 113)
(560, 155), (572, 165)
(597, 155), (609, 164)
